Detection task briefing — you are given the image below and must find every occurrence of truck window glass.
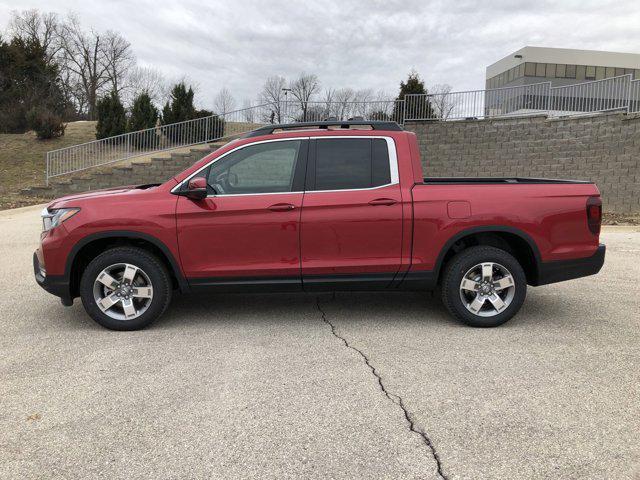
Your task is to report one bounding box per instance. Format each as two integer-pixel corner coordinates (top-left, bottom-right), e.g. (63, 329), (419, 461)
(372, 139), (391, 186)
(315, 138), (391, 191)
(207, 140), (301, 194)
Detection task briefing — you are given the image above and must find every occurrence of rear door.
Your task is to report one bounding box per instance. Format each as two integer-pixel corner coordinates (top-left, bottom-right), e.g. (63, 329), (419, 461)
(300, 136), (404, 289)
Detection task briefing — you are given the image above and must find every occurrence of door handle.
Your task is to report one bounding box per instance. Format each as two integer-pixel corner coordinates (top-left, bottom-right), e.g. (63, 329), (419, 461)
(268, 203), (296, 212)
(368, 198), (398, 206)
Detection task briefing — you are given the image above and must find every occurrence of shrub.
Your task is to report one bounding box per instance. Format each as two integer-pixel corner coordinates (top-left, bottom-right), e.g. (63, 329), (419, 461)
(96, 92), (126, 140)
(194, 109), (225, 141)
(26, 108), (66, 139)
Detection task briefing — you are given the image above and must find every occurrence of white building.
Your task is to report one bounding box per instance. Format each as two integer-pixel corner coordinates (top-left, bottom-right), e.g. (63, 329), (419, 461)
(486, 46), (640, 89)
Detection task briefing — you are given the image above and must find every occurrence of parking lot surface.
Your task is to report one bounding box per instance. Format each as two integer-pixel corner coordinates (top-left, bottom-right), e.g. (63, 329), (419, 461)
(1, 205), (639, 479)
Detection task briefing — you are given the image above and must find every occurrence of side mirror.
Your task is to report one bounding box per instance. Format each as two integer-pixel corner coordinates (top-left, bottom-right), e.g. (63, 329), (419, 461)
(183, 177), (208, 201)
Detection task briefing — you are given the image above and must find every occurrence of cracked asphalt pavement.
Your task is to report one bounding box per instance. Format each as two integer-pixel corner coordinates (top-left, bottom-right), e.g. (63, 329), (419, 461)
(1, 205), (639, 479)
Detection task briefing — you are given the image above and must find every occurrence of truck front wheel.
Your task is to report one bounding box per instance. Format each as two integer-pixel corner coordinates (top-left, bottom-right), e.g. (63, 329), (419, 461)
(441, 246), (527, 327)
(79, 247), (172, 330)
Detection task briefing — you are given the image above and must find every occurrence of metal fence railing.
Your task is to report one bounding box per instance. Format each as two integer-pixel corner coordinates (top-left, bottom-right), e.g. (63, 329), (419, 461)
(45, 76), (640, 183)
(629, 79), (640, 113)
(405, 82), (553, 120)
(549, 74), (633, 114)
(45, 101), (403, 183)
(45, 104), (271, 183)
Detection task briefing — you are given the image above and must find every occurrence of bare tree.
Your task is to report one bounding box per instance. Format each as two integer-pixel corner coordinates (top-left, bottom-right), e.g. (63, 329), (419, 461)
(333, 88), (354, 120)
(260, 75), (286, 123)
(9, 9), (61, 65)
(321, 88), (335, 119)
(352, 88), (373, 117)
(58, 15), (112, 119)
(124, 66), (168, 107)
(372, 89), (395, 119)
(430, 84), (457, 120)
(101, 31), (134, 97)
(213, 87), (236, 115)
(242, 98), (256, 122)
(289, 73), (320, 121)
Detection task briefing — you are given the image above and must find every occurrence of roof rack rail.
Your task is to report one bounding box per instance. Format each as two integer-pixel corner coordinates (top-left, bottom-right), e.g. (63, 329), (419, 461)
(241, 120), (402, 138)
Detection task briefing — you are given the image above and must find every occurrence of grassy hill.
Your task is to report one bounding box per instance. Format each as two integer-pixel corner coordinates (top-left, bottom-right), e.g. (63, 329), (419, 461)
(0, 121), (96, 209)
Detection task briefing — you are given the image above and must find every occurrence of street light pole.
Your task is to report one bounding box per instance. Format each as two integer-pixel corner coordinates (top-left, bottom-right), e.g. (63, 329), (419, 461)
(282, 88), (292, 122)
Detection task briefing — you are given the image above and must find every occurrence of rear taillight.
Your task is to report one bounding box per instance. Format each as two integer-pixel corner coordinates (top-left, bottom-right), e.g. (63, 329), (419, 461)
(586, 196), (602, 235)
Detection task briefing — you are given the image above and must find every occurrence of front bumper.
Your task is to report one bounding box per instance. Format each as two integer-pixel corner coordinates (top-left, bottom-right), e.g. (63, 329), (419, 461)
(535, 244), (606, 286)
(33, 252), (73, 306)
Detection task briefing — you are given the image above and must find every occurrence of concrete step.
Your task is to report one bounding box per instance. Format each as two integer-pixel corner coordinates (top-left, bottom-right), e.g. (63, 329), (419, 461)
(21, 146), (209, 200)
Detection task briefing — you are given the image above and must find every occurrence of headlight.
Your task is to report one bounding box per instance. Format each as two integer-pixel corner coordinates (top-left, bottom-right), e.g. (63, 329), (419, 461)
(41, 207), (80, 232)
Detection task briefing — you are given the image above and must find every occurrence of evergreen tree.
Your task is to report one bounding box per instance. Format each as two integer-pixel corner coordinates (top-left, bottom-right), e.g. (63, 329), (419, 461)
(161, 83), (224, 143)
(0, 36), (66, 134)
(161, 82), (196, 124)
(128, 92), (158, 132)
(96, 91), (126, 139)
(394, 70), (435, 121)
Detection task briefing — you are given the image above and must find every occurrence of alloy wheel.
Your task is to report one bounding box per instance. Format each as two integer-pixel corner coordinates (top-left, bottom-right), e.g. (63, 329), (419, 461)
(459, 262), (516, 317)
(92, 263), (154, 321)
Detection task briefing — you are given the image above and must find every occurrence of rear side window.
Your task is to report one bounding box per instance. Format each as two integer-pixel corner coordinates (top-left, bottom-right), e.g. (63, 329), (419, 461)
(313, 138), (391, 191)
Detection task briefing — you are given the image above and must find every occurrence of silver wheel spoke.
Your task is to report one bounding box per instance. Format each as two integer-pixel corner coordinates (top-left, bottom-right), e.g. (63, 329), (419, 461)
(468, 295), (486, 313)
(481, 263), (494, 281)
(493, 275), (514, 291)
(97, 271), (119, 290)
(460, 278), (479, 291)
(97, 293), (120, 312)
(132, 286), (153, 299)
(122, 264), (138, 284)
(488, 293), (507, 312)
(93, 263), (154, 322)
(121, 299), (137, 319)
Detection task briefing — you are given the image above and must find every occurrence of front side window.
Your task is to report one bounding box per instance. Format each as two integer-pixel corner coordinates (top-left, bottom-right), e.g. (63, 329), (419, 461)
(206, 140), (301, 194)
(313, 138), (392, 191)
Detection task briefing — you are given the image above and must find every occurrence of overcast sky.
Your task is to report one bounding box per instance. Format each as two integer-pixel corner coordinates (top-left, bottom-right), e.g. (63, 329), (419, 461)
(2, 0), (639, 108)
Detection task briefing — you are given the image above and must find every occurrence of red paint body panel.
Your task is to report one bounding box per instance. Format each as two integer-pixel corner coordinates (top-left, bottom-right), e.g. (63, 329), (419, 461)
(300, 184), (403, 275)
(409, 182), (601, 272)
(175, 193), (302, 278)
(37, 126), (603, 295)
(40, 182), (179, 276)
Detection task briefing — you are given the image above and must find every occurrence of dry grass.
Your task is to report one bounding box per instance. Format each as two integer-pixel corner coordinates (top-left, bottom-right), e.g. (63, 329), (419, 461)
(0, 121), (97, 197)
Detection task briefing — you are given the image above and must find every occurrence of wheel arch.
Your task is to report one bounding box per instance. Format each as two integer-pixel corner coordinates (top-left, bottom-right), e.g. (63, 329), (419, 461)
(65, 231), (189, 298)
(433, 226), (542, 285)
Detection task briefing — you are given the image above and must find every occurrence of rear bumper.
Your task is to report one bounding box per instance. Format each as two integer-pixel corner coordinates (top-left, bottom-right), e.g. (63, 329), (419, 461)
(33, 252), (73, 306)
(535, 244), (606, 286)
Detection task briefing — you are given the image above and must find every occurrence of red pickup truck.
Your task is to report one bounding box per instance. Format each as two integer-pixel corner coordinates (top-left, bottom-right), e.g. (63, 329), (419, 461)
(34, 120), (605, 330)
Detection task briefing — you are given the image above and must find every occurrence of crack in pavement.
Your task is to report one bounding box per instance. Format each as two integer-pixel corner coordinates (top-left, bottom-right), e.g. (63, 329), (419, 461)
(316, 296), (448, 480)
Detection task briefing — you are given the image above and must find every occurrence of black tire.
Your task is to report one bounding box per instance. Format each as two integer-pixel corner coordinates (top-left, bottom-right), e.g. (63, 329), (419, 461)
(79, 247), (172, 330)
(441, 246), (526, 327)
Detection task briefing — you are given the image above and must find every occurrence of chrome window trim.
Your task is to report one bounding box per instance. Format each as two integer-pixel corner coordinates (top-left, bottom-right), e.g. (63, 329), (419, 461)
(171, 134), (399, 196)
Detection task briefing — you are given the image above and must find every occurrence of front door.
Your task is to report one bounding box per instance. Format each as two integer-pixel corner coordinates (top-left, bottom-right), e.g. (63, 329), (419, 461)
(176, 139), (307, 288)
(300, 137), (404, 289)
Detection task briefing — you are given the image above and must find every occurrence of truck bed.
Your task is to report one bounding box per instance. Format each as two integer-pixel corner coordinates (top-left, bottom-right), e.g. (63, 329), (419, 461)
(423, 177), (592, 185)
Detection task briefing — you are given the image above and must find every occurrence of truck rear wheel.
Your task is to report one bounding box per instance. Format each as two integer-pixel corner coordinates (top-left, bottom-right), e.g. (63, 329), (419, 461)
(79, 247), (172, 330)
(441, 246), (526, 327)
